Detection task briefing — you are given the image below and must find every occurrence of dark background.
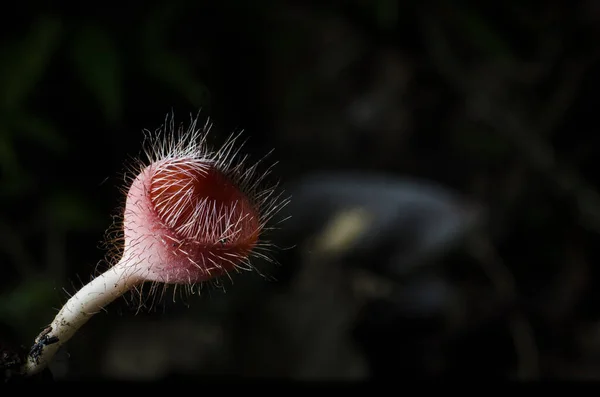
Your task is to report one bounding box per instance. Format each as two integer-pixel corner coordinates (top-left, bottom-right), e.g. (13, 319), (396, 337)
(2, 0), (600, 380)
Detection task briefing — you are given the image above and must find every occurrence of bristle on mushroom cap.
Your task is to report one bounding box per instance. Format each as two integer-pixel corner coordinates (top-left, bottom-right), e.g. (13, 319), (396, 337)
(123, 157), (261, 283)
(115, 114), (287, 285)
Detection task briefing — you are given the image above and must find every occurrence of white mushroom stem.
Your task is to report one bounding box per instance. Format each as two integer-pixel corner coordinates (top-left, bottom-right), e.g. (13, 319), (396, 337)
(21, 257), (143, 376)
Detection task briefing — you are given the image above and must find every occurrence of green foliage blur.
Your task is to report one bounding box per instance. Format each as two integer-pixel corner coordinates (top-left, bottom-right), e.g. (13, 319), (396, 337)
(0, 4), (210, 339)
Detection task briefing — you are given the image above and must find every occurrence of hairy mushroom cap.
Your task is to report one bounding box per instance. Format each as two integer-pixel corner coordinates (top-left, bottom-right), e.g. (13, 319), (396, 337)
(123, 158), (262, 284)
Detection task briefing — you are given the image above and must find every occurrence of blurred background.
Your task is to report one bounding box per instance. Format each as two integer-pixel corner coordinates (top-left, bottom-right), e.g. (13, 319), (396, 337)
(2, 0), (600, 380)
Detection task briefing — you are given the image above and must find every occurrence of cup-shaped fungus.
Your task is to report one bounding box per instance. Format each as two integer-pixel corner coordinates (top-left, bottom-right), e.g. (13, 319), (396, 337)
(21, 114), (287, 376)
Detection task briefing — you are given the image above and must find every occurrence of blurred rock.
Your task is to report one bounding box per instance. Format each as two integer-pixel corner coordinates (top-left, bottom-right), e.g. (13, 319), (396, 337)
(279, 172), (483, 279)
